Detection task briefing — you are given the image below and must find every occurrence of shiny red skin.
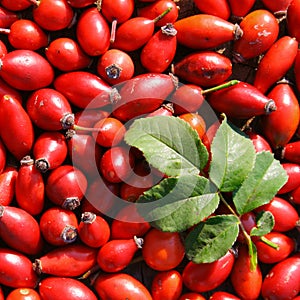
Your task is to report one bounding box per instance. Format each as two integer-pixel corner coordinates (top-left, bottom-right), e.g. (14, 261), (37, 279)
(0, 139), (6, 174)
(113, 17), (157, 51)
(171, 84), (204, 115)
(78, 212), (111, 248)
(287, 0), (300, 42)
(233, 9), (279, 62)
(46, 165), (87, 209)
(33, 131), (68, 172)
(67, 133), (102, 177)
(227, 0), (256, 17)
(209, 291), (240, 300)
(92, 117), (126, 148)
(67, 0), (95, 7)
(182, 251), (235, 293)
(142, 228), (185, 271)
(278, 163), (300, 194)
(119, 169), (154, 202)
(151, 270), (182, 300)
(0, 95), (34, 160)
(262, 83), (300, 149)
(262, 0), (293, 13)
(6, 288), (41, 300)
(208, 81), (276, 119)
(76, 7), (110, 56)
(0, 166), (18, 206)
(230, 245), (262, 300)
(255, 196), (299, 232)
(83, 177), (120, 215)
(100, 146), (135, 183)
(110, 204), (151, 239)
(179, 293), (206, 300)
(100, 0), (135, 23)
(174, 51), (232, 87)
(253, 36), (298, 94)
(246, 131), (272, 152)
(147, 103), (174, 117)
(137, 0), (179, 27)
(0, 77), (22, 103)
(0, 40), (7, 59)
(141, 24), (177, 73)
(174, 14), (241, 50)
(54, 71), (112, 109)
(33, 244), (98, 277)
(255, 231), (295, 264)
(32, 0), (74, 31)
(237, 211), (257, 243)
(261, 253), (300, 299)
(39, 206), (79, 246)
(112, 73), (177, 122)
(6, 19), (48, 50)
(74, 109), (109, 132)
(97, 237), (142, 272)
(0, 0), (33, 11)
(0, 49), (54, 91)
(193, 0), (230, 20)
(0, 6), (19, 28)
(97, 49), (134, 85)
(179, 113), (206, 139)
(15, 156), (45, 215)
(39, 277), (97, 300)
(289, 184), (300, 204)
(93, 273), (152, 300)
(26, 88), (73, 131)
(45, 37), (92, 72)
(0, 205), (43, 255)
(0, 248), (38, 288)
(294, 49), (300, 93)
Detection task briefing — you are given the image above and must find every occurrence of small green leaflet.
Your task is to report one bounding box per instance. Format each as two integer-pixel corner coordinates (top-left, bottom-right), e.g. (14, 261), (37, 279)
(124, 116), (208, 176)
(209, 116), (256, 192)
(184, 214), (239, 263)
(137, 175), (219, 232)
(233, 151), (288, 215)
(250, 211), (275, 237)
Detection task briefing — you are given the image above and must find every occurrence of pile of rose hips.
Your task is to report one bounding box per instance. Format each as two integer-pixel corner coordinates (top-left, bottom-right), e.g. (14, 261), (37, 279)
(0, 0), (300, 299)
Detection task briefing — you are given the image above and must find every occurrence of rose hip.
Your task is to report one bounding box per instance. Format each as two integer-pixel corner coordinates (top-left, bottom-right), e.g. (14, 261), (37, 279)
(39, 277), (97, 300)
(0, 205), (43, 255)
(0, 94), (34, 160)
(39, 206), (79, 246)
(33, 243), (98, 277)
(0, 49), (54, 91)
(15, 155), (45, 215)
(33, 131), (68, 173)
(78, 212), (111, 248)
(0, 248), (38, 288)
(45, 165), (88, 210)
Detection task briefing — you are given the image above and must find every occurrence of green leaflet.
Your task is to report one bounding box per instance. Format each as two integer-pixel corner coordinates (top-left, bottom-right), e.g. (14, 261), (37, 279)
(184, 214), (240, 263)
(233, 151), (288, 215)
(124, 116), (208, 176)
(137, 175), (219, 232)
(209, 116), (256, 192)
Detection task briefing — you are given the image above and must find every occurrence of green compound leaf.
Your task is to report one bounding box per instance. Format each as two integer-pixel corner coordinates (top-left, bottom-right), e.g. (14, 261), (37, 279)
(137, 175), (219, 232)
(184, 214), (240, 263)
(250, 211), (275, 237)
(233, 151), (288, 215)
(209, 116), (256, 192)
(124, 116), (208, 177)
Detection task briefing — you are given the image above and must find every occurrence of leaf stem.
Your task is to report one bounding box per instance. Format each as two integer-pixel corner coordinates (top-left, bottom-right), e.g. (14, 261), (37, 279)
(154, 7), (172, 23)
(219, 192), (258, 271)
(260, 236), (280, 250)
(201, 80), (239, 95)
